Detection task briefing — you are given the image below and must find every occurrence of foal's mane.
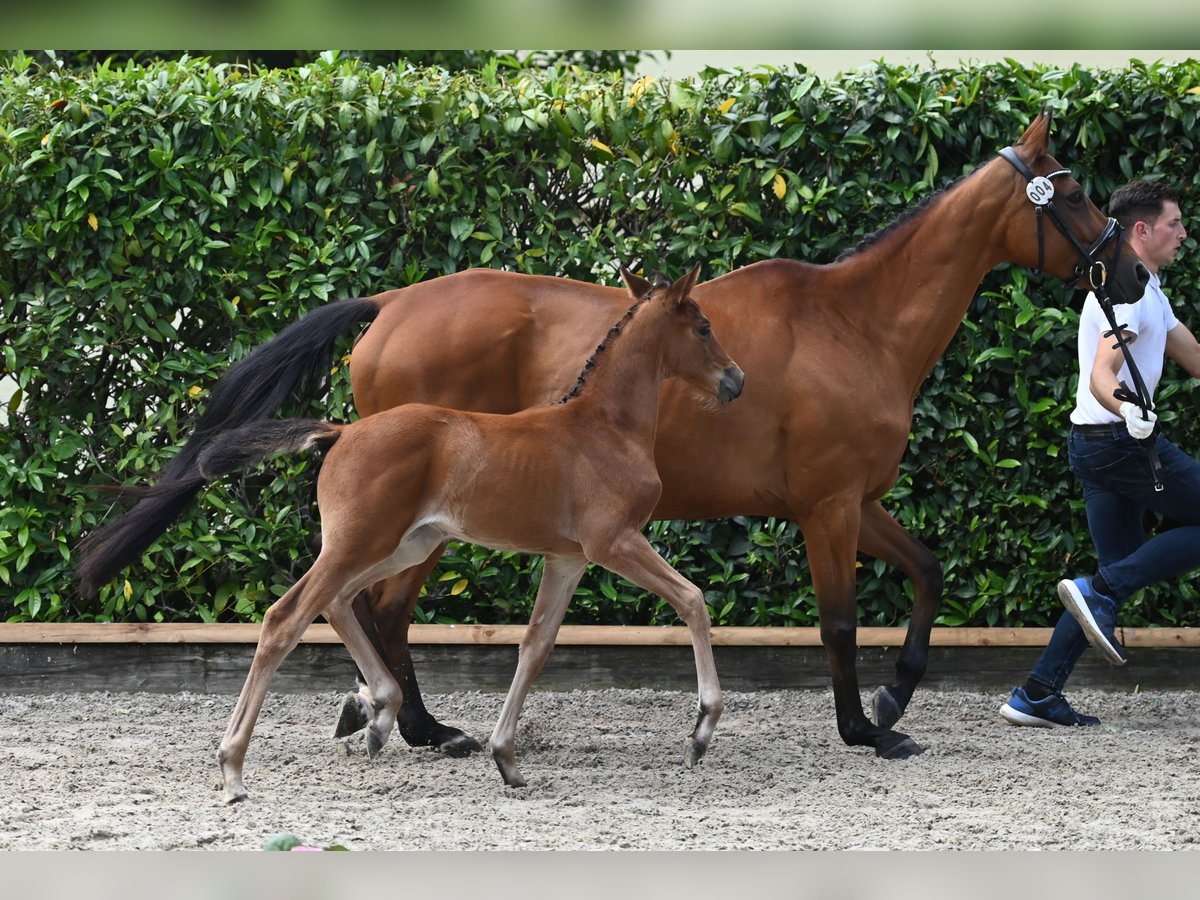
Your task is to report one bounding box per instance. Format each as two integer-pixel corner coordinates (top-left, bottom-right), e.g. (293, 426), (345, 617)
(833, 162), (985, 263)
(554, 273), (670, 405)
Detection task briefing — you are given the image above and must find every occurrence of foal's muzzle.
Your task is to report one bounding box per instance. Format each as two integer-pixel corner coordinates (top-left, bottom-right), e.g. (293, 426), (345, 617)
(718, 365), (745, 404)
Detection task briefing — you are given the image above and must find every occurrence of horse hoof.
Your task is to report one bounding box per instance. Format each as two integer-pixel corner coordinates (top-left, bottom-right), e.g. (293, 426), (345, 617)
(439, 732), (483, 758)
(333, 692), (370, 739)
(683, 739), (707, 770)
(876, 735), (924, 760)
(493, 757), (527, 788)
(871, 686), (903, 730)
(366, 728), (385, 760)
(224, 788), (249, 805)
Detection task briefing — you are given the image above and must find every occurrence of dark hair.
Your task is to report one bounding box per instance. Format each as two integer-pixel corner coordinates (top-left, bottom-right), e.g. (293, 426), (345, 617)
(1107, 180), (1180, 230)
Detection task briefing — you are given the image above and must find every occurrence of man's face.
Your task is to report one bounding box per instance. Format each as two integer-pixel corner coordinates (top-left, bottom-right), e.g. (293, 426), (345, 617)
(1140, 200), (1187, 271)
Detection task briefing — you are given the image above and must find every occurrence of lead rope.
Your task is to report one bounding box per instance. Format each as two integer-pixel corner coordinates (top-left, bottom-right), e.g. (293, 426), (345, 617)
(997, 145), (1161, 490)
(1089, 261), (1166, 491)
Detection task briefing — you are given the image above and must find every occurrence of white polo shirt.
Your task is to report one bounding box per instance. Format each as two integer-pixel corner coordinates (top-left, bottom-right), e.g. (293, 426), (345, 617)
(1070, 273), (1178, 426)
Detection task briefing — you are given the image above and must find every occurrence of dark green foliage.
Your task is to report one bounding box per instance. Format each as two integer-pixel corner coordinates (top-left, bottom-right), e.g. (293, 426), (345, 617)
(3, 53), (1199, 627)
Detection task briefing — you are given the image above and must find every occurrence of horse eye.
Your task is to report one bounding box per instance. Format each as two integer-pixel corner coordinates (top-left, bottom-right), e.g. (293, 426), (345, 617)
(697, 322), (712, 337)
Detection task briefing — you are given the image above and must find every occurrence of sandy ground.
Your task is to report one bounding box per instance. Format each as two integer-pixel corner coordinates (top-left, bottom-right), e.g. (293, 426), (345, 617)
(1, 686), (1198, 851)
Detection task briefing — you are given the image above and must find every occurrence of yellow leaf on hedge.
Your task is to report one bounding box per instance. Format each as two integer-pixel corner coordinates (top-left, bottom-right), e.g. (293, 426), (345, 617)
(590, 139), (614, 156)
(450, 578), (469, 596)
(628, 75), (655, 106)
(718, 97), (736, 115)
(1189, 87), (1200, 94)
(123, 579), (133, 600)
(772, 174), (786, 200)
(187, 385), (202, 398)
(41, 133), (50, 147)
(87, 212), (98, 231)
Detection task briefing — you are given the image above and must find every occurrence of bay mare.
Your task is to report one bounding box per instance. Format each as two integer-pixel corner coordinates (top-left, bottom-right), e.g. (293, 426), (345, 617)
(77, 113), (1149, 762)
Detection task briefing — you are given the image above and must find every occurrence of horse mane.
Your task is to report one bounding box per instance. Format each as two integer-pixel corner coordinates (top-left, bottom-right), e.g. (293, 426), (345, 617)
(834, 162), (985, 263)
(555, 273), (671, 405)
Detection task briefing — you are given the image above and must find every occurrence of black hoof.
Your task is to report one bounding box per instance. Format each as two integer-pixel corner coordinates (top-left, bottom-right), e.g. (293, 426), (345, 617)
(398, 710), (481, 755)
(871, 686), (904, 730)
(875, 734), (924, 760)
(333, 692), (370, 739)
(439, 732), (483, 758)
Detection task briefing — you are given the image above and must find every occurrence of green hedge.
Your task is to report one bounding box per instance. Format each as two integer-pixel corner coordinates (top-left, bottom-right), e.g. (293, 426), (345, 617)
(3, 54), (1200, 628)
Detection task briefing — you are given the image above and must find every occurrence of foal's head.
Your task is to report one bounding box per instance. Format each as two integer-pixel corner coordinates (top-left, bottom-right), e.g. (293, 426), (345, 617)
(619, 263), (744, 405)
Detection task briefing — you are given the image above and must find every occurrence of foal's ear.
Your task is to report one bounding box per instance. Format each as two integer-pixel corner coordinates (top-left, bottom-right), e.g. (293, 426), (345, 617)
(669, 263), (702, 306)
(619, 265), (654, 300)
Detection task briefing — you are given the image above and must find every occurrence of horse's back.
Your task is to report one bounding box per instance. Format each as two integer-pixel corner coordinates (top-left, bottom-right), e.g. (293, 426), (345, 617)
(353, 269), (628, 416)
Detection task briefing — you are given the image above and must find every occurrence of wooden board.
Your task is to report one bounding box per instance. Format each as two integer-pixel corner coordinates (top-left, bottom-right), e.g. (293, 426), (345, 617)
(3, 622), (1198, 647)
(2, 638), (1196, 695)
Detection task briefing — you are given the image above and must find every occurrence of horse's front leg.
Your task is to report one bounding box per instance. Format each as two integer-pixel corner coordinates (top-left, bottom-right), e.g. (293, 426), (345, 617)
(588, 532), (723, 769)
(802, 502), (924, 760)
(856, 500), (943, 730)
(488, 554), (588, 787)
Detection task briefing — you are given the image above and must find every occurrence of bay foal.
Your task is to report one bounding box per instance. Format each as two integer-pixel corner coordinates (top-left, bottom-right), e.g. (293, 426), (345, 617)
(190, 266), (743, 800)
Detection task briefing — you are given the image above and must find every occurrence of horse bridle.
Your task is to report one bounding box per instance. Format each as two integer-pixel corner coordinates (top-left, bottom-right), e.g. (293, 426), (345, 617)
(1000, 145), (1164, 490)
(998, 146), (1125, 287)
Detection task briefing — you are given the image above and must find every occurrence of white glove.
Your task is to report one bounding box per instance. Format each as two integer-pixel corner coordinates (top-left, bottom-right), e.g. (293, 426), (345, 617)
(1119, 401), (1157, 439)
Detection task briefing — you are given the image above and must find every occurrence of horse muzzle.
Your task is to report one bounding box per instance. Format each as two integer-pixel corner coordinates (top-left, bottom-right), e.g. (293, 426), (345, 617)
(718, 365), (745, 404)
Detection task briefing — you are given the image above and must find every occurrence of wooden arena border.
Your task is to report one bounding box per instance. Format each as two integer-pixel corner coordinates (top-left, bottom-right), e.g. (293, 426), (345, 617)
(2, 622), (1199, 647)
(2, 624), (1198, 694)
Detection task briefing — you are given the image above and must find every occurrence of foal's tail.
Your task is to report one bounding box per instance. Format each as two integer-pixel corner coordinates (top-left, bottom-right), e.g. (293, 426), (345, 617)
(196, 419), (343, 481)
(74, 297), (379, 599)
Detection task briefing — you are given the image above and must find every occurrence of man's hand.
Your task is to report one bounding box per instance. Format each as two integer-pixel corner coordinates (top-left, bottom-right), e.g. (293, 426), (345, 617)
(1119, 400), (1158, 439)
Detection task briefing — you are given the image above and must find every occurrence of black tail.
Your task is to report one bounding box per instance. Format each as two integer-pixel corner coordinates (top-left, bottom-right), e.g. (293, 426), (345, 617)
(197, 419), (341, 481)
(74, 297), (379, 598)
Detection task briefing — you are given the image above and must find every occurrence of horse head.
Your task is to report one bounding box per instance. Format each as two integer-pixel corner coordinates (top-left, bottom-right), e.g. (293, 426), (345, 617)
(619, 263), (745, 405)
(1000, 112), (1150, 305)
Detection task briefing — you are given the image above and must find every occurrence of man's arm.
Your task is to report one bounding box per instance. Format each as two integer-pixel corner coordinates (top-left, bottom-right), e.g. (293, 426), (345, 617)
(1088, 329), (1133, 416)
(1165, 321), (1200, 378)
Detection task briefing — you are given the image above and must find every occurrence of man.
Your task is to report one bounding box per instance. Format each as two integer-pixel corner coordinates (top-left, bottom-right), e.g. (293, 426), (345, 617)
(1001, 179), (1199, 727)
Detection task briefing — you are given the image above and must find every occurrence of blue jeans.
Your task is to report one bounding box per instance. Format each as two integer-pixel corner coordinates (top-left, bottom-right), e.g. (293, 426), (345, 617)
(1029, 426), (1200, 691)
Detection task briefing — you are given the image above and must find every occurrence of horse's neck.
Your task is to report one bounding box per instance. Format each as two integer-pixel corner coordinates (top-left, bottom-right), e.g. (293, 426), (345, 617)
(568, 309), (666, 445)
(836, 166), (1009, 394)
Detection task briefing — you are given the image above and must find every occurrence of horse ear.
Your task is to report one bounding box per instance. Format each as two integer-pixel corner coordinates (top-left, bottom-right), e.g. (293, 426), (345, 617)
(619, 266), (653, 300)
(1016, 112), (1051, 155)
(671, 263), (702, 305)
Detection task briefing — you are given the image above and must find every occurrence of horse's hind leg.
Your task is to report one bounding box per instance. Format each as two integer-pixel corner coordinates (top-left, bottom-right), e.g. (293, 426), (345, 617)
(857, 501), (943, 729)
(331, 526), (455, 758)
(218, 565), (344, 803)
(338, 545), (482, 755)
(325, 596), (405, 760)
(589, 533), (723, 769)
(489, 554), (587, 787)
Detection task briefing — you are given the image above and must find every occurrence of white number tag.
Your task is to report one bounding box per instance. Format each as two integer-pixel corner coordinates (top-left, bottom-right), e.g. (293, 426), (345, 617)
(1026, 176), (1056, 206)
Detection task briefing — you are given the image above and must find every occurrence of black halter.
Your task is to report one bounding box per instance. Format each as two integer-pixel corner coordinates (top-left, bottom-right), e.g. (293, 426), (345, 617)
(999, 146), (1163, 490)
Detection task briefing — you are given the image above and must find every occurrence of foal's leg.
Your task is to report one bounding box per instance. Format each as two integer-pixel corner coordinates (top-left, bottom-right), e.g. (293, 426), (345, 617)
(489, 554), (588, 788)
(856, 501), (944, 729)
(588, 533), (723, 769)
(325, 595), (406, 759)
(218, 565), (345, 803)
(338, 543), (482, 755)
(802, 501), (923, 760)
